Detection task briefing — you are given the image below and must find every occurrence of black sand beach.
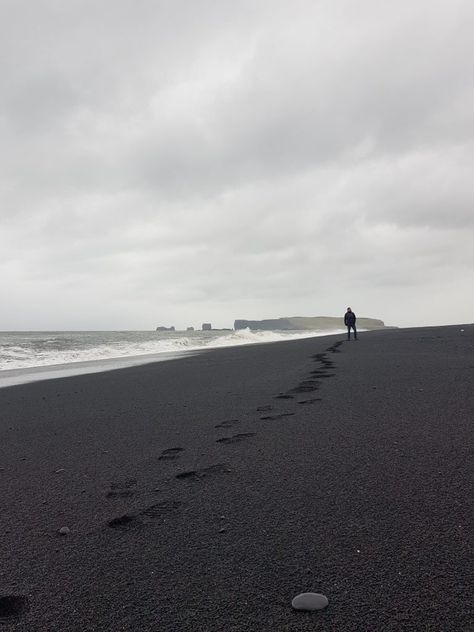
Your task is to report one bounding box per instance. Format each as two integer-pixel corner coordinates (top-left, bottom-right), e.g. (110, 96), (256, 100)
(1, 325), (473, 631)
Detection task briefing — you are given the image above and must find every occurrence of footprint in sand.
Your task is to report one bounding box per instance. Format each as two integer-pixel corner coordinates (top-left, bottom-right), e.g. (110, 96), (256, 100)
(106, 477), (137, 498)
(326, 341), (344, 353)
(216, 432), (256, 444)
(274, 394), (294, 400)
(175, 463), (232, 480)
(298, 398), (322, 405)
(108, 514), (137, 529)
(309, 371), (335, 378)
(260, 412), (295, 421)
(290, 382), (319, 393)
(312, 353), (334, 368)
(215, 419), (239, 429)
(159, 447), (184, 461)
(107, 500), (183, 530)
(141, 500), (182, 519)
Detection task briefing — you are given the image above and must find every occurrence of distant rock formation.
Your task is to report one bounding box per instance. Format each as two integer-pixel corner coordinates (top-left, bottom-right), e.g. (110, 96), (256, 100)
(186, 326), (195, 331)
(202, 323), (212, 331)
(234, 316), (386, 331)
(156, 326), (176, 331)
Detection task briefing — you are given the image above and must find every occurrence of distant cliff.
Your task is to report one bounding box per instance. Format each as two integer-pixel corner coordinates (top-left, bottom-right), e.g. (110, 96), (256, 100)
(234, 316), (386, 331)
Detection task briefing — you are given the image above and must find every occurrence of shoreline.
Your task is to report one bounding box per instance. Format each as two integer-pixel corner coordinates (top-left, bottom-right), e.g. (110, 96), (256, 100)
(0, 349), (198, 389)
(0, 329), (346, 389)
(1, 324), (472, 631)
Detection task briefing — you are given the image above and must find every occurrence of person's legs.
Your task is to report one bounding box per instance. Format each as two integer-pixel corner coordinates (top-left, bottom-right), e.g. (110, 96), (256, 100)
(353, 324), (357, 340)
(347, 326), (351, 340)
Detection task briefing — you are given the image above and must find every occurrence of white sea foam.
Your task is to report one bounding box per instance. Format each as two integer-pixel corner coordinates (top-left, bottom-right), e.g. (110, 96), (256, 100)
(204, 328), (342, 347)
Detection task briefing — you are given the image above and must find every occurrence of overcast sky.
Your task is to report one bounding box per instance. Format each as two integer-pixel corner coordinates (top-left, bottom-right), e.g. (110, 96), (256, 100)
(1, 0), (473, 330)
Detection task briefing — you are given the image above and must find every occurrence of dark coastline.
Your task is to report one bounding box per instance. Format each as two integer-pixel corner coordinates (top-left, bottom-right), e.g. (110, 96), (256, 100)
(1, 325), (473, 631)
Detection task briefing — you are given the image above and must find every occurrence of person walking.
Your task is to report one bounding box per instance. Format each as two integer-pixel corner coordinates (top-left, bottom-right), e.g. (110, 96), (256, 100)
(344, 307), (357, 340)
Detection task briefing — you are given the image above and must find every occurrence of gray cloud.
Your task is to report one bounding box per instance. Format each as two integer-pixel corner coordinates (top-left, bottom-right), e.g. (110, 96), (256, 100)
(1, 0), (473, 329)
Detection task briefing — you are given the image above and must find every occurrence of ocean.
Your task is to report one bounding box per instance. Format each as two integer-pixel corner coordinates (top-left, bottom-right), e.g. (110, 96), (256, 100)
(0, 328), (345, 388)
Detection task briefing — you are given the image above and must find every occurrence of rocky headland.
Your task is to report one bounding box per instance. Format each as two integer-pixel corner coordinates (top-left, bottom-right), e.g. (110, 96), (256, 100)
(234, 316), (387, 330)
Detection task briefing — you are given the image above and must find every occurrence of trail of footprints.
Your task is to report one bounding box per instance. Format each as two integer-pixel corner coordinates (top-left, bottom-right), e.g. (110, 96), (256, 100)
(105, 339), (344, 532)
(0, 340), (345, 626)
(258, 339), (342, 419)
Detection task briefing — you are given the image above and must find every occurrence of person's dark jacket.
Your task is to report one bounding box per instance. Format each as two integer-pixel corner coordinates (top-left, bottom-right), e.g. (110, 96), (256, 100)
(344, 311), (356, 326)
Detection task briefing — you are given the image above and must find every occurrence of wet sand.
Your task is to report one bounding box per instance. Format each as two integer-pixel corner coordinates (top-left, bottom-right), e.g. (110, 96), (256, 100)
(0, 325), (473, 631)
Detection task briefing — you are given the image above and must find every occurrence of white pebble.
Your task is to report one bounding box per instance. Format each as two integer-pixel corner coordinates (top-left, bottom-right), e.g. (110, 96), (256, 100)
(292, 592), (328, 611)
(58, 526), (70, 535)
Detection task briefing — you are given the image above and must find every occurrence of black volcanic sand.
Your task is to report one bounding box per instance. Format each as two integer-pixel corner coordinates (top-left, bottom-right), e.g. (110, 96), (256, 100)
(1, 325), (473, 631)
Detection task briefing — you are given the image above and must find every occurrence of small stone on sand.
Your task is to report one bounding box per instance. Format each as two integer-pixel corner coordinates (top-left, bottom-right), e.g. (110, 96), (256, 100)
(291, 592), (328, 611)
(58, 527), (70, 535)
